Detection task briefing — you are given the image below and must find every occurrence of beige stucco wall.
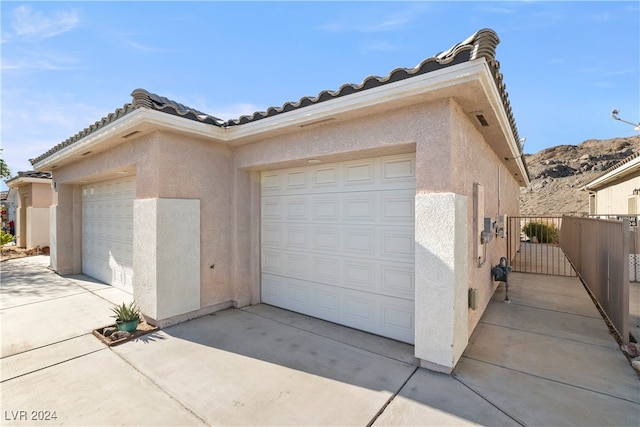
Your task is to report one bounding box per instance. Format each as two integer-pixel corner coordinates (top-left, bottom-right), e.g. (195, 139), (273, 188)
(13, 182), (53, 248)
(593, 175), (640, 215)
(50, 131), (235, 314)
(47, 94), (522, 371)
(448, 101), (521, 333)
(230, 97), (522, 371)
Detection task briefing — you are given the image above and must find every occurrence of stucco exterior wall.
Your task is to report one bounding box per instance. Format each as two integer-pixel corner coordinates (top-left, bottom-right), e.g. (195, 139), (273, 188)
(31, 182), (53, 208)
(26, 207), (50, 248)
(46, 94), (523, 371)
(228, 97), (521, 371)
(12, 182), (53, 248)
(49, 131), (235, 320)
(447, 101), (521, 334)
(152, 132), (233, 309)
(593, 175), (640, 215)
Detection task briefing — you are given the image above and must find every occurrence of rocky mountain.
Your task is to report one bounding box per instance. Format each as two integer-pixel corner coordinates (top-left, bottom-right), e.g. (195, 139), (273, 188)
(519, 135), (640, 215)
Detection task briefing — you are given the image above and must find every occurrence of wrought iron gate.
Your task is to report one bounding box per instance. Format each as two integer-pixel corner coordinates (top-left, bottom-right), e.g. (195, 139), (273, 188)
(507, 216), (576, 276)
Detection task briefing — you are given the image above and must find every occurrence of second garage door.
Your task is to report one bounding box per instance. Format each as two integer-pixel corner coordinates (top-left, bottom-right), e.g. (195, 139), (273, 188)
(82, 176), (135, 292)
(261, 154), (416, 343)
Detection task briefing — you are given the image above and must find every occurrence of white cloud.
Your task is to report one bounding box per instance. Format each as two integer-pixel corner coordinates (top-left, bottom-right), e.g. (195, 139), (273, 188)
(478, 6), (517, 15)
(10, 5), (79, 40)
(0, 89), (108, 174)
(1, 51), (79, 71)
(604, 68), (635, 77)
(320, 5), (429, 33)
(126, 40), (166, 53)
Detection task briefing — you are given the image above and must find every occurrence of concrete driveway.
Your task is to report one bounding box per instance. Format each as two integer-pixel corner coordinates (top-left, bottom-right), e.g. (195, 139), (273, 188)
(1, 256), (638, 426)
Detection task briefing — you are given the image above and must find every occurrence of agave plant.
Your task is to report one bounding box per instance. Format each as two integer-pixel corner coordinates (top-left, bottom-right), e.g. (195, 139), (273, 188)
(110, 301), (141, 322)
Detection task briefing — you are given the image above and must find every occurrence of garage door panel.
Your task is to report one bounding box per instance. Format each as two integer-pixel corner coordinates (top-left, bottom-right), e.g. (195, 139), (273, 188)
(261, 250), (283, 274)
(285, 253), (309, 279)
(262, 154), (416, 196)
(262, 154), (415, 344)
(312, 256), (340, 283)
(263, 190), (415, 225)
(381, 264), (414, 297)
(268, 247), (412, 298)
(262, 199), (281, 219)
(262, 273), (414, 343)
(313, 166), (339, 187)
(82, 177), (135, 292)
(381, 229), (415, 259)
(382, 193), (415, 222)
(343, 260), (375, 290)
(312, 197), (340, 221)
(382, 156), (416, 182)
(262, 224), (283, 246)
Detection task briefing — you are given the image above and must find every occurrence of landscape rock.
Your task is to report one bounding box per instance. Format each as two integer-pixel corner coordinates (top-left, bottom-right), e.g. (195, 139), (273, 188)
(632, 360), (640, 373)
(110, 331), (131, 341)
(621, 343), (640, 358)
(102, 327), (117, 337)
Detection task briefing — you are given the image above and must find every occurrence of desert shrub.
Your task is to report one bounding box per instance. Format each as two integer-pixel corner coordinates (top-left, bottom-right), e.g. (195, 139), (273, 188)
(522, 221), (558, 243)
(0, 231), (14, 245)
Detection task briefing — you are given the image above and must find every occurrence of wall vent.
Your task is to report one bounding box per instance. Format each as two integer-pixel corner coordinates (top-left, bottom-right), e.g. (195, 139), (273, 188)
(476, 114), (489, 127)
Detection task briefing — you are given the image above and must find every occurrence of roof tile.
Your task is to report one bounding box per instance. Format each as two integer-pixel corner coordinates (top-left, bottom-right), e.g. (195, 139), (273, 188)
(31, 28), (525, 171)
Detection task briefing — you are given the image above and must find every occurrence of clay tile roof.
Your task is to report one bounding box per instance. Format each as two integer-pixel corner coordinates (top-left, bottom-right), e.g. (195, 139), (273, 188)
(16, 171), (52, 179)
(599, 151), (640, 176)
(31, 28), (525, 167)
(227, 28), (501, 127)
(5, 170), (52, 186)
(130, 89), (225, 125)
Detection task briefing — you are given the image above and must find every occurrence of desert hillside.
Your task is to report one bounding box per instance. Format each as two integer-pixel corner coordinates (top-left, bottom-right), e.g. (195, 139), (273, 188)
(519, 135), (640, 215)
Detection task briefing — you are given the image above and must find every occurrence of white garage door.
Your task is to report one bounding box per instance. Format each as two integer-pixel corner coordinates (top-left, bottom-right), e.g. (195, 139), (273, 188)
(261, 154), (416, 343)
(82, 176), (135, 292)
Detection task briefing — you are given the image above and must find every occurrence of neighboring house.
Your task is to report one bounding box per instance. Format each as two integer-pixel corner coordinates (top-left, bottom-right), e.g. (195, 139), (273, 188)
(30, 29), (529, 373)
(4, 171), (53, 249)
(1, 189), (18, 233)
(586, 152), (640, 215)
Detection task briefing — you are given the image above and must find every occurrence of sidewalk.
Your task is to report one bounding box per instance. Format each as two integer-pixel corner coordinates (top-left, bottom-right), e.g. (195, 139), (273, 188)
(1, 256), (638, 426)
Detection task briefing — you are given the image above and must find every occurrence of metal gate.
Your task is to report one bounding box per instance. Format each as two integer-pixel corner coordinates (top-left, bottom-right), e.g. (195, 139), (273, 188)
(507, 216), (576, 276)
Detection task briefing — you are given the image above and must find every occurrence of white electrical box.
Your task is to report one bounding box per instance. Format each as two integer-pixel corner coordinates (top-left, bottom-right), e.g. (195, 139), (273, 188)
(481, 217), (494, 244)
(496, 214), (507, 238)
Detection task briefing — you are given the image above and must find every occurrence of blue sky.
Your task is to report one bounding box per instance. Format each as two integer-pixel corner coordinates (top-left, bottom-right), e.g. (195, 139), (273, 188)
(1, 1), (639, 187)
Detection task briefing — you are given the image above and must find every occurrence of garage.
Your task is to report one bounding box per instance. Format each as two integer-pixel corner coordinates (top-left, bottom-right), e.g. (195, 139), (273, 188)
(261, 154), (416, 343)
(82, 176), (135, 292)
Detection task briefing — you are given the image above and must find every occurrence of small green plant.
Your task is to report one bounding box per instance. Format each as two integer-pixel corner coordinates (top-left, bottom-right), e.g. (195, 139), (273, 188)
(522, 220), (559, 244)
(110, 302), (141, 322)
(0, 231), (14, 245)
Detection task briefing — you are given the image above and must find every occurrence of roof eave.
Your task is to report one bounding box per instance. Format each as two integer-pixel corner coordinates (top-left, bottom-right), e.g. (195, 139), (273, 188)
(223, 60), (488, 144)
(585, 155), (640, 190)
(5, 176), (52, 188)
(476, 62), (530, 186)
(32, 109), (228, 171)
(33, 59), (528, 186)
